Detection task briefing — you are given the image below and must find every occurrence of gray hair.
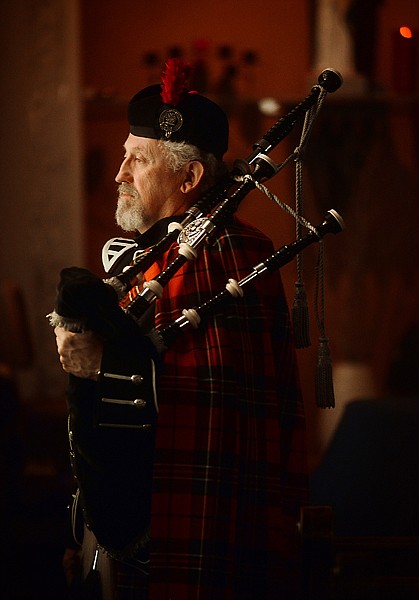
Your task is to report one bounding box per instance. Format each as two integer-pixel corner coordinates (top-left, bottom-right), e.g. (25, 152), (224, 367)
(157, 139), (227, 191)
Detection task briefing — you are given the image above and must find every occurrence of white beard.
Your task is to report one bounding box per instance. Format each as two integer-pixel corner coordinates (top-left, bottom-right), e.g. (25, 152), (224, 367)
(115, 183), (145, 232)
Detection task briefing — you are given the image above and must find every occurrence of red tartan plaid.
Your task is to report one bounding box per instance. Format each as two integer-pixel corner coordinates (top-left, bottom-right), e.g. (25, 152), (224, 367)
(128, 216), (309, 598)
(119, 283), (143, 310)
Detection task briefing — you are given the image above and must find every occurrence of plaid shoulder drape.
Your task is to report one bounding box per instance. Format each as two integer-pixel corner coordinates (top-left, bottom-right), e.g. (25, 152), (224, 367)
(132, 216), (308, 599)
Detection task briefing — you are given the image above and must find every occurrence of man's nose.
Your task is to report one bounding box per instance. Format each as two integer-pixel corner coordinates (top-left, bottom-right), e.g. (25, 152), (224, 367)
(115, 159), (133, 183)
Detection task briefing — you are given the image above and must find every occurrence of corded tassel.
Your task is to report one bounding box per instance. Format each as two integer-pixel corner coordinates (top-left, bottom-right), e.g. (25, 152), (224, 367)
(314, 242), (336, 408)
(292, 281), (311, 348)
(315, 336), (335, 408)
(292, 127), (312, 350)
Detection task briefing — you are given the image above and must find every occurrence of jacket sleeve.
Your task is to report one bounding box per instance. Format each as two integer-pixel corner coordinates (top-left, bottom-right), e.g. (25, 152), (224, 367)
(66, 327), (160, 558)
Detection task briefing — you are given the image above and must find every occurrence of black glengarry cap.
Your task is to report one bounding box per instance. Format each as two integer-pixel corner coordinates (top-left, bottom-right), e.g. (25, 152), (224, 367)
(128, 59), (229, 159)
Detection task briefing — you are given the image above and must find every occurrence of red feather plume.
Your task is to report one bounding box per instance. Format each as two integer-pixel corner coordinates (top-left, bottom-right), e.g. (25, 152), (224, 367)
(160, 58), (193, 106)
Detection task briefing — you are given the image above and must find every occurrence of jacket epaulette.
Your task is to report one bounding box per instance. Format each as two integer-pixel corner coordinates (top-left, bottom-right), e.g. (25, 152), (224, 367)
(102, 237), (138, 274)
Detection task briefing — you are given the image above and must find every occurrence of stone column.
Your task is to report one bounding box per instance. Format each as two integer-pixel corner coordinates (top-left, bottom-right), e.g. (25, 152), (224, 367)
(0, 0), (83, 401)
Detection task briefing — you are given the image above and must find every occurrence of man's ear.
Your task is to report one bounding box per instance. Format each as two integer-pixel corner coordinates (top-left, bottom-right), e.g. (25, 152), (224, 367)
(180, 161), (205, 194)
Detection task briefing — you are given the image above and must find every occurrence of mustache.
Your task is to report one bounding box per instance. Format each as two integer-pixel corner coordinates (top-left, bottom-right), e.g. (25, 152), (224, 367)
(117, 183), (140, 198)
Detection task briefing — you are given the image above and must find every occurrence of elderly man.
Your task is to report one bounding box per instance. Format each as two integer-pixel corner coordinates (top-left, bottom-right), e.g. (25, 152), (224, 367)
(54, 60), (307, 600)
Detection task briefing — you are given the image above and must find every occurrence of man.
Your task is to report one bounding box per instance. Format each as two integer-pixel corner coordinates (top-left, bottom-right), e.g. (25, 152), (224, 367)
(54, 59), (307, 599)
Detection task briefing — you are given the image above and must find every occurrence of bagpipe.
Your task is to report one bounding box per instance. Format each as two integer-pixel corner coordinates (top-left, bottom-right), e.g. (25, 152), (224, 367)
(48, 68), (345, 557)
(49, 67), (344, 337)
